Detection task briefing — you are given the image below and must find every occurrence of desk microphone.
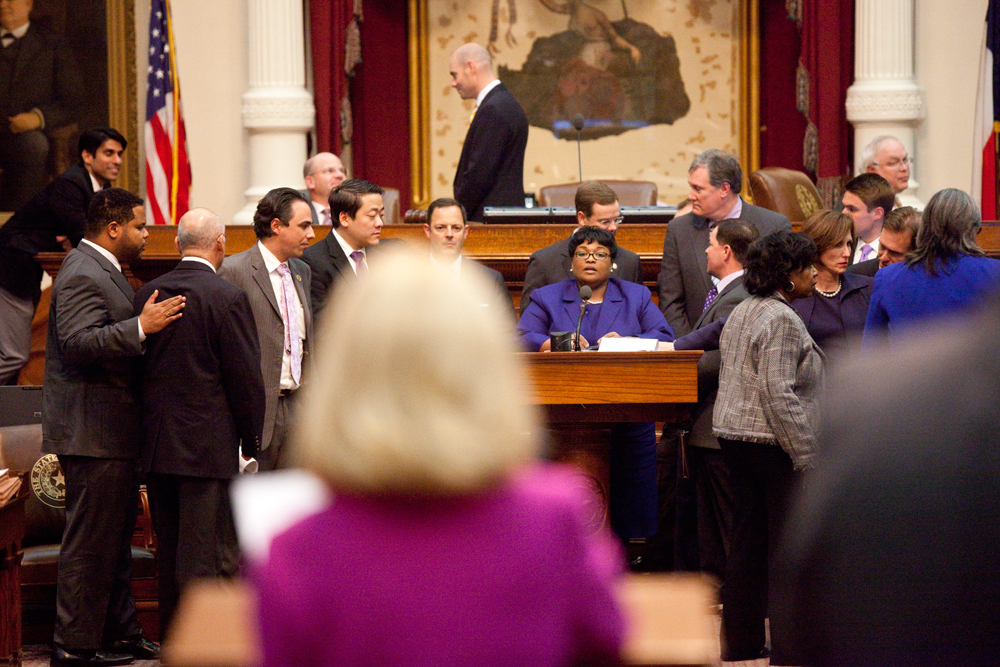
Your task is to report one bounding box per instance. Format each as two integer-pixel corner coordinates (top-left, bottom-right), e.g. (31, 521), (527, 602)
(572, 114), (585, 182)
(574, 285), (592, 351)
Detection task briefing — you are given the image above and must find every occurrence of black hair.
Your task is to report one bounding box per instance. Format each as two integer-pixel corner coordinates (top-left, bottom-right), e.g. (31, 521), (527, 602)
(329, 179), (384, 228)
(426, 197), (467, 225)
(252, 187), (311, 239)
(568, 226), (619, 261)
(743, 231), (817, 297)
(85, 188), (143, 238)
(78, 127), (127, 160)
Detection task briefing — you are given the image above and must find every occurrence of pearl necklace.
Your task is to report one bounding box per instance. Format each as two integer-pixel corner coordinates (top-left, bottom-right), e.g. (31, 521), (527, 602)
(815, 279), (842, 298)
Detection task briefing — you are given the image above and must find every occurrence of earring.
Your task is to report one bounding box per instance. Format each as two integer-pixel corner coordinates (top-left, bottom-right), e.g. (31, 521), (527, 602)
(612, 263), (618, 271)
(787, 280), (795, 292)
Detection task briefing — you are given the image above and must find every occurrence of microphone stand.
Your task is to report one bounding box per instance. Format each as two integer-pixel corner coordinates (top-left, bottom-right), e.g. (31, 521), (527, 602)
(574, 285), (592, 351)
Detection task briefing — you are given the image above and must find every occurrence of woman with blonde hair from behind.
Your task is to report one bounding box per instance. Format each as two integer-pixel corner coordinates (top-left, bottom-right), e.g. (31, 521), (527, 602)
(255, 250), (626, 667)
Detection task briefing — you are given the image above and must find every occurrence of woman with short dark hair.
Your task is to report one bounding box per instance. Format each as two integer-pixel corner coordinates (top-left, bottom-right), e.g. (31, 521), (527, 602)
(864, 188), (1000, 344)
(712, 230), (825, 665)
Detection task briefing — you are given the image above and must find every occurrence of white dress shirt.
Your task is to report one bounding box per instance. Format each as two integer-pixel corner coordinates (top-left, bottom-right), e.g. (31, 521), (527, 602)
(331, 229), (367, 274)
(257, 242), (305, 391)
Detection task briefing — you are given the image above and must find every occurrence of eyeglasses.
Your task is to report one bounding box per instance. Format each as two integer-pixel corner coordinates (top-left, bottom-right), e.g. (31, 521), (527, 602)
(573, 250), (611, 261)
(596, 215), (625, 226)
(872, 157), (914, 170)
(308, 167), (344, 177)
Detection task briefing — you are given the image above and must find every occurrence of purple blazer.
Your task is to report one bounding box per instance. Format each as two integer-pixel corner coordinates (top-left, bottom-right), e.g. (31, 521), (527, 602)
(255, 464), (626, 667)
(517, 278), (675, 351)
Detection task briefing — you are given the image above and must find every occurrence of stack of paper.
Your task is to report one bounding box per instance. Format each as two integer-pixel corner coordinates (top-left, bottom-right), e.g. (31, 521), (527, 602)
(0, 468), (22, 507)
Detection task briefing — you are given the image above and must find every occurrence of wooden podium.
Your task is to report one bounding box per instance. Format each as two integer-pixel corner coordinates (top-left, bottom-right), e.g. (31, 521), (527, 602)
(522, 350), (701, 531)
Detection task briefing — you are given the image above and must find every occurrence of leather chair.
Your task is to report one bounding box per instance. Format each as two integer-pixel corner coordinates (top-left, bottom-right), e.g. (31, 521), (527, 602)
(382, 188), (401, 226)
(538, 180), (658, 207)
(748, 167), (824, 223)
(0, 425), (158, 643)
(404, 208), (428, 225)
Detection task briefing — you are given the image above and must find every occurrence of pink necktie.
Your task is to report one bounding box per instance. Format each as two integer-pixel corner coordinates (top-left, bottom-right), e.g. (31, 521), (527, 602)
(321, 208), (331, 226)
(860, 243), (874, 262)
(276, 263), (302, 384)
(350, 250), (368, 278)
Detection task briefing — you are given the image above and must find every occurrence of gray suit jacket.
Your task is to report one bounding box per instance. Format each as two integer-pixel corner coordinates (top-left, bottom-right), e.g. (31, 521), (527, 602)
(521, 234), (643, 311)
(219, 243), (313, 451)
(657, 201), (791, 336)
(41, 243), (144, 458)
(688, 275), (749, 450)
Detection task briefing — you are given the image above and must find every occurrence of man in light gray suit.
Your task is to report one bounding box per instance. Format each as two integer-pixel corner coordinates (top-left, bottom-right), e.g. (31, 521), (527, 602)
(658, 149), (791, 337)
(219, 187), (314, 471)
(684, 220), (757, 581)
(43, 188), (183, 666)
(521, 181), (643, 311)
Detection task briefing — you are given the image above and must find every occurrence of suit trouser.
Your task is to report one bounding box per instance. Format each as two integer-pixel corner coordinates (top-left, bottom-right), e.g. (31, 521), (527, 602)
(147, 473), (239, 637)
(0, 284), (35, 385)
(257, 392), (296, 471)
(689, 444), (737, 582)
(717, 438), (799, 664)
(608, 422), (658, 541)
(54, 455), (142, 650)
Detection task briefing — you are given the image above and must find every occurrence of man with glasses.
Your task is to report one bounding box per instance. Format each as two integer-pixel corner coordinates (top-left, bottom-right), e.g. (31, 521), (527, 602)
(301, 152), (347, 226)
(520, 180), (642, 310)
(857, 135), (912, 200)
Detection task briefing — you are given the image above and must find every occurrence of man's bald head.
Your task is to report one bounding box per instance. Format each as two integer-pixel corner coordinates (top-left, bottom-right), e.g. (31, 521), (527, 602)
(448, 43), (495, 101)
(177, 208), (226, 268)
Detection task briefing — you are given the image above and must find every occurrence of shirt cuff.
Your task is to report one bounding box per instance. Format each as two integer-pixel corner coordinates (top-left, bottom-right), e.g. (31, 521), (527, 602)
(137, 318), (146, 342)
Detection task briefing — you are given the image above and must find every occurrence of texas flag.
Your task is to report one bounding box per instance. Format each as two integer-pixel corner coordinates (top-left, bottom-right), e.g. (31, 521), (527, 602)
(974, 0), (1000, 219)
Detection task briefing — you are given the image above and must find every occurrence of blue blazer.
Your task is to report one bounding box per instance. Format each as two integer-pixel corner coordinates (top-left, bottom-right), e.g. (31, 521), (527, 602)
(517, 278), (674, 351)
(863, 255), (1000, 346)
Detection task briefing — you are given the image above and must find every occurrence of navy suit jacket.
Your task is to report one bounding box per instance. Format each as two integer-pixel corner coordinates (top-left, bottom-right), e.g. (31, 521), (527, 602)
(454, 83), (528, 221)
(792, 272), (872, 359)
(517, 278), (674, 351)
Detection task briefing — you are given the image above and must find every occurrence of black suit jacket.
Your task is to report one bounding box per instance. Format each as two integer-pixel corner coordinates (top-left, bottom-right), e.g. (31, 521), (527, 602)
(133, 261), (265, 478)
(846, 258), (879, 278)
(657, 202), (791, 336)
(41, 243), (144, 459)
(0, 163), (101, 299)
(521, 234), (643, 311)
(688, 275), (749, 449)
(0, 22), (84, 129)
(454, 83), (528, 222)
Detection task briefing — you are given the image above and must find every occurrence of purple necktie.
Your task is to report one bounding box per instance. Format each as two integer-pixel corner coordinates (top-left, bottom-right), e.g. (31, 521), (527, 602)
(860, 243), (875, 262)
(276, 263), (302, 384)
(702, 286), (719, 314)
(350, 250), (368, 278)
(321, 208), (332, 226)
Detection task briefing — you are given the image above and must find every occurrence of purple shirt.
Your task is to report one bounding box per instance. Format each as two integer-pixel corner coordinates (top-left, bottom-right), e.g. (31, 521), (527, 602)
(255, 463), (626, 667)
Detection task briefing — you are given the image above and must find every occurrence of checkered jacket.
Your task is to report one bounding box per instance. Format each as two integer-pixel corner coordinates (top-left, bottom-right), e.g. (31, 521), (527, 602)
(712, 294), (825, 469)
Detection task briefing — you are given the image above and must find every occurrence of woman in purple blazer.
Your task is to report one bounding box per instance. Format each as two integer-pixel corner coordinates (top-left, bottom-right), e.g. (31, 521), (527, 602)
(516, 227), (674, 544)
(255, 252), (626, 667)
(864, 188), (1000, 346)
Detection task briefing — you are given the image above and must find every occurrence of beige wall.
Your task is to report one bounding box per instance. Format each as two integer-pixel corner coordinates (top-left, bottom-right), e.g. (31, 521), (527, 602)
(914, 0), (989, 201)
(134, 0), (250, 224)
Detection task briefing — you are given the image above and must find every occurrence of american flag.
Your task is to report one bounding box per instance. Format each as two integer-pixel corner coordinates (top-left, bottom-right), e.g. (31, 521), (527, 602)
(145, 0), (191, 225)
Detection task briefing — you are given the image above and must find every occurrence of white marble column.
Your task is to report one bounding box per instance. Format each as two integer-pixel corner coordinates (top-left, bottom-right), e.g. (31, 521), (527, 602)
(845, 0), (924, 208)
(233, 0), (315, 224)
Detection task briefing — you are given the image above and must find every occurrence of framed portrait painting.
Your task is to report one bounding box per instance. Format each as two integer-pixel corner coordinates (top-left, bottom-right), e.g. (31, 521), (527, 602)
(409, 0), (759, 208)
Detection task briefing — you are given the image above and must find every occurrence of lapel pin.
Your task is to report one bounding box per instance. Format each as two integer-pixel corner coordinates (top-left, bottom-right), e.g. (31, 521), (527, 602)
(296, 275), (301, 281)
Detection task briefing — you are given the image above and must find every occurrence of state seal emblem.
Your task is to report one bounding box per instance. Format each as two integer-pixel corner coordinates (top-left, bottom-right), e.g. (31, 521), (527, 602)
(31, 453), (66, 509)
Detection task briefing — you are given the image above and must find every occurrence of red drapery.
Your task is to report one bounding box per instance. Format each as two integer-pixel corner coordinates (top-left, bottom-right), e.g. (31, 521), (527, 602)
(759, 0), (854, 206)
(308, 0), (411, 208)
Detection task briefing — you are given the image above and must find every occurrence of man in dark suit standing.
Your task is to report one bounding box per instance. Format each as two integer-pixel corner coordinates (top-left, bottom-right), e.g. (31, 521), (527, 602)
(0, 0), (85, 210)
(521, 181), (643, 311)
(302, 179), (385, 321)
(219, 187), (313, 471)
(682, 220), (757, 581)
(423, 197), (514, 318)
(133, 208), (265, 636)
(0, 126), (126, 385)
(43, 188), (183, 666)
(449, 43), (528, 222)
(847, 204), (920, 278)
(658, 149), (791, 337)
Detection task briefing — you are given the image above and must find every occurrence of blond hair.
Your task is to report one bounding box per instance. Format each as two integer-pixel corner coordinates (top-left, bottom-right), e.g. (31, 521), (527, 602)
(294, 250), (541, 494)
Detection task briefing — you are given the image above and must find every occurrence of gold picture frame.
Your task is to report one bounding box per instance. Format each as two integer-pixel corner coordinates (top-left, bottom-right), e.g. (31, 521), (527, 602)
(108, 0), (139, 193)
(408, 0), (760, 209)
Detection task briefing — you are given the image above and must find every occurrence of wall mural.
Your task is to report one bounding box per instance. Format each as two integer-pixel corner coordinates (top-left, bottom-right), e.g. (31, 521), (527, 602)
(422, 0), (754, 206)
